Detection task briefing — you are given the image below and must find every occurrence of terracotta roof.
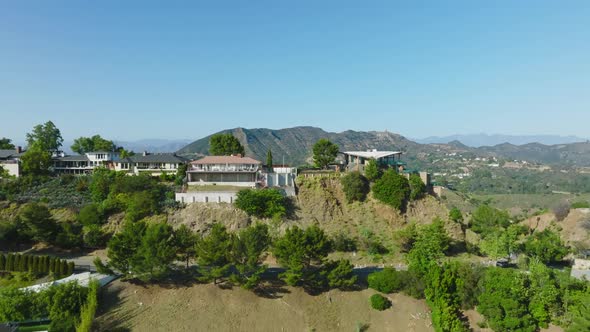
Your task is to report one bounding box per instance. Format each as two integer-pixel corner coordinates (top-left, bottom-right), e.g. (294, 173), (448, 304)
(191, 155), (261, 165)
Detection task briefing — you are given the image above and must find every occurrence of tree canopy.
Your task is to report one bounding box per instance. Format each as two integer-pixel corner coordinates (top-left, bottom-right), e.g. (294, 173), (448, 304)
(340, 171), (370, 203)
(312, 139), (339, 169)
(372, 170), (410, 211)
(71, 135), (117, 154)
(26, 121), (63, 154)
(209, 133), (245, 156)
(0, 137), (15, 150)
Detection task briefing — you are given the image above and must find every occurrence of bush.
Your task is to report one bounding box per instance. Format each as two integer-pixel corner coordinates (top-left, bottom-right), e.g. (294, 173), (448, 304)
(571, 201), (590, 209)
(368, 268), (404, 294)
(372, 170), (410, 211)
(341, 172), (370, 203)
(235, 188), (287, 219)
(332, 232), (357, 252)
(364, 159), (382, 182)
(552, 201), (570, 221)
(370, 294), (392, 311)
(409, 174), (426, 200)
(524, 229), (569, 264)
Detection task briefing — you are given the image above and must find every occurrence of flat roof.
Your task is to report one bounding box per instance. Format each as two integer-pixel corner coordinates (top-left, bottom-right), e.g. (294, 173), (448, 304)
(191, 155), (262, 165)
(343, 150), (402, 159)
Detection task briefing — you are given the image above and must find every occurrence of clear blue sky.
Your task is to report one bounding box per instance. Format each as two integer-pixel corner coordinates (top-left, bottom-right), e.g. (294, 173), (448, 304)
(1, 1), (589, 142)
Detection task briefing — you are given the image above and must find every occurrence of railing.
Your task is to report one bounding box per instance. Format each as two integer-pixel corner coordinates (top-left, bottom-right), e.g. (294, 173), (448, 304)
(189, 167), (259, 172)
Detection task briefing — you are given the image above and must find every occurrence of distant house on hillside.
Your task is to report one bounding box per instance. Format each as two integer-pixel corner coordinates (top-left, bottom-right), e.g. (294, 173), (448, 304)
(53, 151), (121, 174)
(53, 151), (187, 176)
(341, 149), (405, 172)
(114, 152), (188, 176)
(0, 147), (24, 177)
(187, 155), (262, 187)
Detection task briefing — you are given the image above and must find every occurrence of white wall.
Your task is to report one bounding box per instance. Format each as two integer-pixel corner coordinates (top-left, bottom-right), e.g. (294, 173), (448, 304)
(1, 162), (20, 177)
(176, 192), (237, 204)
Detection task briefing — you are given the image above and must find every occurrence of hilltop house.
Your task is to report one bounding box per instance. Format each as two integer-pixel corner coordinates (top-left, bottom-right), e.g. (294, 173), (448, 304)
(341, 149), (405, 172)
(53, 151), (187, 176)
(114, 152), (188, 176)
(0, 147), (24, 177)
(186, 155), (262, 186)
(53, 151), (121, 174)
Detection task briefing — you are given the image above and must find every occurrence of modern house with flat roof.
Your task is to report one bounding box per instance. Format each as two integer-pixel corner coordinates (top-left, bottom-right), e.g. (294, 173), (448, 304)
(187, 155), (262, 187)
(341, 149), (405, 172)
(0, 147), (24, 177)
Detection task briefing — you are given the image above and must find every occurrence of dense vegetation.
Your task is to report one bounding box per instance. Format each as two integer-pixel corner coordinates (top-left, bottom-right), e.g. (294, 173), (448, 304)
(234, 188), (287, 219)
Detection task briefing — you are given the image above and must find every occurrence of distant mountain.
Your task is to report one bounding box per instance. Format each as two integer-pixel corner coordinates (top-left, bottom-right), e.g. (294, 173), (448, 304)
(177, 127), (426, 166)
(178, 127), (590, 167)
(113, 139), (193, 154)
(414, 134), (588, 147)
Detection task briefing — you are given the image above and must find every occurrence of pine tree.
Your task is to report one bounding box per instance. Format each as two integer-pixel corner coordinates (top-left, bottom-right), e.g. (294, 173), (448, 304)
(266, 149), (273, 170)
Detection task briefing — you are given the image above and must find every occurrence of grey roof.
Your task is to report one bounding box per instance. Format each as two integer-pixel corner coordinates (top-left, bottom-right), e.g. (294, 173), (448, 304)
(121, 153), (188, 164)
(0, 149), (18, 159)
(55, 155), (90, 162)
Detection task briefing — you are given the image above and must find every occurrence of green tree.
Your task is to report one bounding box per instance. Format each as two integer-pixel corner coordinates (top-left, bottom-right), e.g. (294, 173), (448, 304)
(107, 220), (146, 276)
(368, 268), (405, 294)
(209, 133), (245, 156)
(20, 142), (52, 176)
(372, 170), (410, 211)
(480, 224), (526, 259)
(26, 120), (63, 154)
(195, 223), (232, 284)
(229, 223), (270, 289)
(567, 290), (590, 332)
(174, 224), (197, 269)
(424, 263), (469, 332)
(78, 204), (104, 226)
(341, 172), (370, 203)
(312, 138), (339, 169)
(133, 222), (176, 281)
(471, 205), (511, 235)
(83, 224), (106, 248)
(364, 159), (381, 181)
(18, 202), (57, 243)
(406, 219), (449, 276)
(448, 207), (463, 223)
(272, 225), (332, 286)
(409, 174), (426, 200)
(0, 137), (15, 149)
(324, 259), (357, 290)
(175, 163), (188, 185)
(266, 149), (273, 169)
(71, 135), (116, 154)
(524, 229), (568, 264)
(235, 188), (287, 219)
(477, 268), (537, 332)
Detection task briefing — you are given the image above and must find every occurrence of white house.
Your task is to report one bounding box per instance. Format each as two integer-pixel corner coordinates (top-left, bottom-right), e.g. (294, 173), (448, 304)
(186, 155), (262, 187)
(114, 152), (188, 176)
(52, 151), (121, 174)
(0, 147), (24, 177)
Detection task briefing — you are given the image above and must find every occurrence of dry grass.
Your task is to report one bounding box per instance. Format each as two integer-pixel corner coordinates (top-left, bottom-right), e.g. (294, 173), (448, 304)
(95, 280), (434, 332)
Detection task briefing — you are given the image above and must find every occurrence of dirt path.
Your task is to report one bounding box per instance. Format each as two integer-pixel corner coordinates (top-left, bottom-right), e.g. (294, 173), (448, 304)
(96, 280), (433, 332)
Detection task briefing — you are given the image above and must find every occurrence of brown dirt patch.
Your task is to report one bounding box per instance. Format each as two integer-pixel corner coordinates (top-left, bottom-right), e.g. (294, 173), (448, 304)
(95, 280), (433, 332)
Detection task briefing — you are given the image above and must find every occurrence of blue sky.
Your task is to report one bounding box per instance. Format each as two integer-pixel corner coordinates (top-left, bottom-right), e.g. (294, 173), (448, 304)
(1, 1), (589, 142)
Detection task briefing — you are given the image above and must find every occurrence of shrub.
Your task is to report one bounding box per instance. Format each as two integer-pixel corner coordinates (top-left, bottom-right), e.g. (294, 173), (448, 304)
(372, 170), (410, 211)
(409, 174), (426, 200)
(364, 159), (382, 181)
(368, 268), (404, 294)
(524, 229), (569, 264)
(370, 294), (392, 311)
(235, 188), (287, 219)
(552, 201), (570, 221)
(341, 172), (370, 203)
(571, 201), (590, 209)
(332, 232), (357, 252)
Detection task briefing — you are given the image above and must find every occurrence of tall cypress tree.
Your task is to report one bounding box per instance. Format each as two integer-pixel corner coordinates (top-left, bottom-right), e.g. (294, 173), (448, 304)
(0, 254), (5, 271)
(266, 149), (273, 170)
(6, 254), (14, 271)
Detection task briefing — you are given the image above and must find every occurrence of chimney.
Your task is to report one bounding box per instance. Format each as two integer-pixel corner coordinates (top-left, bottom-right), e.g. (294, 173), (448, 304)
(16, 146), (22, 154)
(143, 151), (148, 156)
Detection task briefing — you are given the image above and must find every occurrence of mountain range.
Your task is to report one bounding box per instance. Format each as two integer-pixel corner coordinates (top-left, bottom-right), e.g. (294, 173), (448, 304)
(176, 126), (590, 167)
(414, 134), (588, 147)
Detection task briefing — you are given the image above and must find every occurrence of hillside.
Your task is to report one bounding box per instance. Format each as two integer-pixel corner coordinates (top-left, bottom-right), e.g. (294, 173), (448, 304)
(176, 126), (590, 167)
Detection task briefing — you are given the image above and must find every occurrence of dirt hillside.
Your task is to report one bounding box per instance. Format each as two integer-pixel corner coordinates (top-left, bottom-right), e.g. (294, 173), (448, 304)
(95, 280), (433, 332)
